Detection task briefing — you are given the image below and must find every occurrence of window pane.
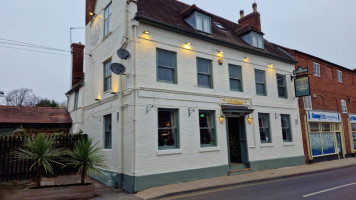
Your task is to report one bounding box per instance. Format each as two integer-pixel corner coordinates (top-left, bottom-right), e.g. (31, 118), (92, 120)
(197, 60), (210, 74)
(278, 87), (285, 97)
(352, 124), (356, 131)
(198, 74), (210, 87)
(310, 123), (319, 132)
(230, 79), (241, 91)
(259, 114), (270, 142)
(256, 83), (265, 95)
(322, 132), (335, 154)
(277, 75), (284, 86)
(281, 115), (291, 142)
(310, 133), (322, 156)
(104, 114), (112, 149)
(203, 18), (210, 33)
(196, 15), (203, 30)
(158, 67), (174, 82)
(158, 51), (174, 67)
(322, 123), (331, 131)
(158, 109), (178, 148)
(229, 65), (241, 79)
(199, 111), (215, 146)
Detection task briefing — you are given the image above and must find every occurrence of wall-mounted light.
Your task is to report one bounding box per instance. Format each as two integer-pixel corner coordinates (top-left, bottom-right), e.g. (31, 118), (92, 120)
(217, 50), (224, 54)
(218, 57), (224, 65)
(219, 115), (225, 124)
(95, 98), (101, 101)
(244, 57), (249, 62)
(186, 42), (192, 45)
(143, 30), (150, 34)
(268, 64), (274, 68)
(184, 42), (192, 49)
(111, 92), (117, 95)
(89, 12), (97, 17)
(247, 115), (253, 124)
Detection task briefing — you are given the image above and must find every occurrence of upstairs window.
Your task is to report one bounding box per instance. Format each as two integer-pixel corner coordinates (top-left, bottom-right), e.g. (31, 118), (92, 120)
(303, 96), (312, 110)
(229, 64), (243, 92)
(276, 74), (287, 98)
(255, 69), (266, 96)
(337, 70), (343, 83)
(157, 49), (177, 84)
(104, 2), (112, 37)
(197, 58), (213, 88)
(313, 62), (320, 77)
(185, 12), (211, 34)
(241, 32), (264, 49)
(341, 100), (347, 113)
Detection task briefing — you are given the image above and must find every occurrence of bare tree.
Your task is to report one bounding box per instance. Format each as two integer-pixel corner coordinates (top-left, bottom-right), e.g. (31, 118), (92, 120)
(5, 88), (41, 106)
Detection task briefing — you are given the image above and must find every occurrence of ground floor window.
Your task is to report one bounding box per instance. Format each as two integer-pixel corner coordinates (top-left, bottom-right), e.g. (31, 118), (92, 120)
(104, 114), (112, 149)
(258, 113), (271, 143)
(199, 110), (216, 147)
(309, 122), (340, 156)
(158, 109), (179, 149)
(352, 123), (356, 150)
(281, 114), (292, 142)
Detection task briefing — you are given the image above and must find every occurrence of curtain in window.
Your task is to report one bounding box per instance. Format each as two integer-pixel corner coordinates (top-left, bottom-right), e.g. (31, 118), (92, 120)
(310, 133), (322, 156)
(322, 132), (335, 154)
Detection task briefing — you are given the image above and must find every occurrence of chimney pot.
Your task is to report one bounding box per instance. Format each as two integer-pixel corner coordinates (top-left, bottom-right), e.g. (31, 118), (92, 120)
(240, 10), (244, 18)
(252, 3), (257, 13)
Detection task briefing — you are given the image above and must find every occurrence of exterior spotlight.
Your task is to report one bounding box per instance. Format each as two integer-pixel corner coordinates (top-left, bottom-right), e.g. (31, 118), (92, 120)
(244, 57), (249, 62)
(218, 57), (224, 65)
(186, 42), (192, 45)
(219, 115), (225, 124)
(89, 12), (96, 16)
(95, 98), (101, 101)
(218, 50), (224, 54)
(111, 92), (117, 95)
(268, 64), (274, 68)
(143, 30), (150, 34)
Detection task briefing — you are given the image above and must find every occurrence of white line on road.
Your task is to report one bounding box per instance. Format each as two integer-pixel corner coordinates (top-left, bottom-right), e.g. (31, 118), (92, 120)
(303, 182), (356, 198)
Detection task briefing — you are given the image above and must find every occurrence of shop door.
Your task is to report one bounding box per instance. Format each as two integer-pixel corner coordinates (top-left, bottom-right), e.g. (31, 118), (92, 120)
(336, 132), (343, 158)
(228, 117), (249, 164)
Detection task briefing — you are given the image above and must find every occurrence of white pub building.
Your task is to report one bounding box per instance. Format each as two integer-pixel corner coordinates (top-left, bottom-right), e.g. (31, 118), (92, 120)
(66, 0), (305, 192)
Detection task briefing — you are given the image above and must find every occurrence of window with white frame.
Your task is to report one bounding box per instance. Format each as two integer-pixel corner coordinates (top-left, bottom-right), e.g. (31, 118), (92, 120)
(103, 59), (112, 92)
(303, 96), (312, 110)
(241, 32), (264, 49)
(74, 89), (79, 109)
(337, 70), (343, 83)
(313, 62), (320, 77)
(258, 113), (271, 143)
(341, 100), (347, 113)
(309, 122), (340, 156)
(104, 2), (112, 37)
(185, 12), (211, 34)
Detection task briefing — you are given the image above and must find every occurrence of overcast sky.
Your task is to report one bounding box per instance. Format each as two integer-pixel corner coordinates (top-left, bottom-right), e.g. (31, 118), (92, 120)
(0, 0), (355, 103)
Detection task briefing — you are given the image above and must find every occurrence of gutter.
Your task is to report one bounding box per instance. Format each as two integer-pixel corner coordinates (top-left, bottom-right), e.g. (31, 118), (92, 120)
(135, 14), (297, 64)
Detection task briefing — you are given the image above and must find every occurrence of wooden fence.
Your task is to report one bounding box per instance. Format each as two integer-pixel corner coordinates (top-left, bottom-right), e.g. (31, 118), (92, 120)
(0, 134), (87, 182)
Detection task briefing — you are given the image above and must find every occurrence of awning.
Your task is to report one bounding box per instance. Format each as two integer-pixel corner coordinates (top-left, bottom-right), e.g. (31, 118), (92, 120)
(221, 105), (254, 114)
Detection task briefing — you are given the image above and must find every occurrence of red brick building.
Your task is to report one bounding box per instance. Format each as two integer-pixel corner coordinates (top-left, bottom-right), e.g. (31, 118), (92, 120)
(283, 48), (356, 163)
(0, 106), (72, 135)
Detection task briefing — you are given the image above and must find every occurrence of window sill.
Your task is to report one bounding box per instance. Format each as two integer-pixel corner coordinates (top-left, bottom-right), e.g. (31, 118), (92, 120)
(156, 149), (182, 156)
(102, 148), (112, 152)
(260, 143), (274, 147)
(102, 32), (112, 42)
(283, 142), (295, 146)
(199, 146), (220, 153)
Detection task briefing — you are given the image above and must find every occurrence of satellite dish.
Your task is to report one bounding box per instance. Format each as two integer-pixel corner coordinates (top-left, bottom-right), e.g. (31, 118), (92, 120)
(110, 63), (126, 75)
(117, 49), (130, 60)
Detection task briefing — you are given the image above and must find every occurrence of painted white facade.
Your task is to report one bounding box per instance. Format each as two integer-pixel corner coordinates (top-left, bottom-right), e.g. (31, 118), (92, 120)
(67, 0), (305, 192)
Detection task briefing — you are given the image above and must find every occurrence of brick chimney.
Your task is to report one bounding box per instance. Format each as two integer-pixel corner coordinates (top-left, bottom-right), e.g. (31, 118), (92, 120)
(238, 3), (261, 32)
(71, 43), (85, 87)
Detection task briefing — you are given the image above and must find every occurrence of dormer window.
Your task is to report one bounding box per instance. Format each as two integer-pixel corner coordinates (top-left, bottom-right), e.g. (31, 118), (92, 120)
(241, 32), (264, 49)
(185, 12), (211, 34)
(213, 22), (226, 31)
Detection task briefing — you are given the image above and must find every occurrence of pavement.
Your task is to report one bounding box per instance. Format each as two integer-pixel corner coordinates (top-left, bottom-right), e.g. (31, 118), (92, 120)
(134, 157), (356, 200)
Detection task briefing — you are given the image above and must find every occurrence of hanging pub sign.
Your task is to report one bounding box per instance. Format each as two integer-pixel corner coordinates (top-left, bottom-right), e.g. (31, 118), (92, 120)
(293, 66), (308, 75)
(294, 75), (310, 97)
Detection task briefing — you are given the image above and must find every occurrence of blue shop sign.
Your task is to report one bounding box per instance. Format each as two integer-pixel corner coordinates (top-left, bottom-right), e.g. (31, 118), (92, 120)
(350, 114), (356, 123)
(307, 111), (341, 122)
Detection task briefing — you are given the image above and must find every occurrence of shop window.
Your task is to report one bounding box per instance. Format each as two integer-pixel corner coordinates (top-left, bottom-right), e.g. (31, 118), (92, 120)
(104, 59), (112, 92)
(158, 109), (179, 149)
(352, 124), (356, 150)
(157, 49), (177, 84)
(229, 64), (243, 92)
(281, 114), (292, 142)
(258, 113), (271, 143)
(313, 62), (320, 77)
(309, 123), (338, 156)
(104, 114), (112, 149)
(255, 69), (266, 96)
(197, 58), (213, 88)
(199, 110), (216, 147)
(276, 74), (287, 98)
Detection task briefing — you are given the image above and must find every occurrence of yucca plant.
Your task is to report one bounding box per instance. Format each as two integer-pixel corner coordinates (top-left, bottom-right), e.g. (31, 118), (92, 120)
(65, 138), (107, 184)
(14, 133), (63, 187)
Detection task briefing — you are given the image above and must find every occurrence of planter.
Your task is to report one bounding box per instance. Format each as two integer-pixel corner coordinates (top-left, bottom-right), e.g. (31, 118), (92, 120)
(22, 183), (94, 200)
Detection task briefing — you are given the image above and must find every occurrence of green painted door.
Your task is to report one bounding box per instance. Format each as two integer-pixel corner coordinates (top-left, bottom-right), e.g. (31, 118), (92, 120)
(228, 117), (249, 164)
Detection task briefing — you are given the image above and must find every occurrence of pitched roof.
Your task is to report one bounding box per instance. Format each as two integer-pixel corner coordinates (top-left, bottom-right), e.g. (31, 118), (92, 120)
(0, 106), (72, 124)
(136, 0), (295, 63)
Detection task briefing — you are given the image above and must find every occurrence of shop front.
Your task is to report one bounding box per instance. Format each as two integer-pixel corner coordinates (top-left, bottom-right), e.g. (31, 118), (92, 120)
(349, 114), (356, 152)
(306, 110), (344, 162)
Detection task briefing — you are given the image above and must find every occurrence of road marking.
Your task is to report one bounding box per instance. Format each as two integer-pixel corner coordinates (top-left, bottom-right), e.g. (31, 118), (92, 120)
(303, 182), (356, 198)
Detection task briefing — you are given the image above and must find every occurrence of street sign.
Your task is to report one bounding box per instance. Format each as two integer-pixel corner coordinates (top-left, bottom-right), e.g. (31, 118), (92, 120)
(293, 66), (308, 75)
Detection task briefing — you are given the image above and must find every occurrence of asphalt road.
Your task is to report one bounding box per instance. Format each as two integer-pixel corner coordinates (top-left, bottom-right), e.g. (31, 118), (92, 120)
(167, 165), (356, 200)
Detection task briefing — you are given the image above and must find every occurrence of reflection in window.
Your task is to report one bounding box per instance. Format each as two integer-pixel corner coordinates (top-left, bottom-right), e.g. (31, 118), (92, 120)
(199, 111), (216, 146)
(258, 113), (270, 143)
(158, 109), (179, 149)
